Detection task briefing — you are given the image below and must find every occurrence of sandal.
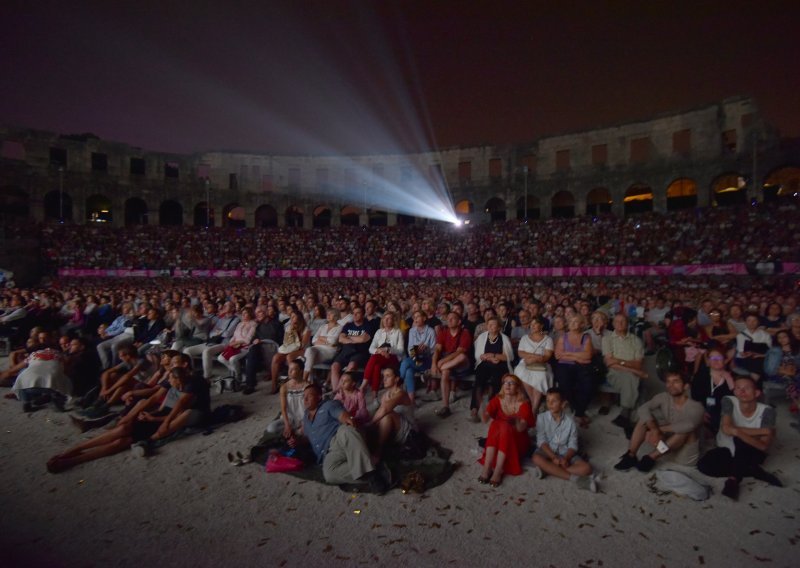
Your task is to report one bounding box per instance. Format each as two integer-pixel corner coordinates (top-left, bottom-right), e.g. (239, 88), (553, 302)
(489, 478), (502, 488)
(434, 406), (452, 418)
(477, 475), (490, 485)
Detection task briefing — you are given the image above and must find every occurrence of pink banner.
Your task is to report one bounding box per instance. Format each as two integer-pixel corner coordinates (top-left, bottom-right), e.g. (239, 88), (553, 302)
(59, 263), (789, 279)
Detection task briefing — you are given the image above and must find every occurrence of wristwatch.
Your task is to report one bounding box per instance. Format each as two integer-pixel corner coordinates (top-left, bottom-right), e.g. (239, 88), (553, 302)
(620, 360), (626, 367)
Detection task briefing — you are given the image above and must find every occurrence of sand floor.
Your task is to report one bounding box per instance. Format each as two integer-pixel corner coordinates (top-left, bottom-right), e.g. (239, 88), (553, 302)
(0, 356), (798, 568)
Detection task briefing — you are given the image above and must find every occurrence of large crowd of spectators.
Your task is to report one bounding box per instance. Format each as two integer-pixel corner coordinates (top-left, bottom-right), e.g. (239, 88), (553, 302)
(8, 200), (795, 272)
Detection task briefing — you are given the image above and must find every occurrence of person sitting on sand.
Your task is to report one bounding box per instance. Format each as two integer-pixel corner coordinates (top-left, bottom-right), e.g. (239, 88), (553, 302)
(82, 344), (151, 416)
(365, 367), (416, 464)
(477, 374), (535, 488)
(614, 372), (704, 473)
(531, 388), (597, 492)
(334, 372), (370, 427)
(47, 366), (210, 473)
(697, 375), (782, 500)
(266, 359), (310, 437)
(292, 383), (389, 492)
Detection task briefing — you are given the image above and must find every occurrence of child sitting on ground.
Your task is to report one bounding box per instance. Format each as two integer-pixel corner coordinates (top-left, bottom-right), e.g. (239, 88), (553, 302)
(532, 387), (598, 492)
(334, 372), (370, 427)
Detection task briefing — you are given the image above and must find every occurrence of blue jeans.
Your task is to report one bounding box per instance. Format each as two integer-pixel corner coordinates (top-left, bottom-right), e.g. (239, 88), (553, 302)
(399, 357), (430, 395)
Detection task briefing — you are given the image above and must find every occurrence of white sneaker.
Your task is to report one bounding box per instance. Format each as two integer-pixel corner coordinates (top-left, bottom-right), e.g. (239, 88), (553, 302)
(130, 442), (148, 458)
(532, 466), (543, 479)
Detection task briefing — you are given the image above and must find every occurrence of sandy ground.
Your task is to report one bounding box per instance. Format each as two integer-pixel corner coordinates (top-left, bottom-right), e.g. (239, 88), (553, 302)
(0, 355), (798, 568)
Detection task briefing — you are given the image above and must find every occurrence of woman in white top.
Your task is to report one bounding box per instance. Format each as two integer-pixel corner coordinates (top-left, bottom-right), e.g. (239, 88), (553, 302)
(361, 312), (405, 402)
(514, 315), (554, 411)
(470, 317), (514, 422)
(302, 308), (342, 382)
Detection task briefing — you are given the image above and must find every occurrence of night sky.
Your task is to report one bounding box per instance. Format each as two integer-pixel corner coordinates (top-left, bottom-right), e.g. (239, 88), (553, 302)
(1, 0), (798, 155)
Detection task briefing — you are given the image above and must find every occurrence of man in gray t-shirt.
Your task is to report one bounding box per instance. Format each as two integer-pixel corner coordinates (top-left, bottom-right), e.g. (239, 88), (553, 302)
(614, 372), (704, 472)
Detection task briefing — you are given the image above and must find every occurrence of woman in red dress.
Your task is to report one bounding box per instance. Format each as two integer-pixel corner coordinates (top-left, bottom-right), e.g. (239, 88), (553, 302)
(478, 374), (536, 487)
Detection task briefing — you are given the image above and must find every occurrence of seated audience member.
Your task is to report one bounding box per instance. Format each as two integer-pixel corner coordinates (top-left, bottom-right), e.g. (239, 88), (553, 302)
(302, 308), (341, 382)
(366, 367), (416, 463)
(690, 347), (735, 433)
(171, 304), (213, 351)
(761, 302), (787, 336)
(334, 372), (370, 427)
(470, 317), (513, 423)
(477, 374), (535, 488)
(47, 366), (211, 473)
(514, 315), (554, 413)
(643, 296), (670, 353)
(764, 329), (800, 413)
(554, 314), (594, 428)
(269, 309), (310, 394)
(132, 307), (165, 358)
(602, 314), (647, 430)
(7, 326), (42, 366)
(217, 307), (257, 384)
(587, 311), (612, 412)
(0, 329), (52, 387)
(733, 312), (772, 382)
(11, 347), (73, 412)
(266, 360), (310, 437)
(703, 308), (737, 349)
(615, 372), (704, 472)
(63, 336), (102, 397)
(432, 312), (473, 418)
(184, 301), (239, 381)
(362, 312), (405, 403)
(84, 344), (151, 415)
(532, 388), (597, 492)
(548, 314), (566, 346)
(294, 383), (389, 492)
(697, 376), (782, 499)
(399, 310), (436, 406)
(242, 305), (284, 395)
(510, 308), (531, 353)
(96, 302), (135, 369)
(667, 308), (709, 375)
(329, 305), (372, 392)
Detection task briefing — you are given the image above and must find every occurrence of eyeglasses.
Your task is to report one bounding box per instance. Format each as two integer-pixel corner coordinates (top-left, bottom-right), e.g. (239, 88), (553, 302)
(709, 356), (724, 361)
(502, 381), (517, 386)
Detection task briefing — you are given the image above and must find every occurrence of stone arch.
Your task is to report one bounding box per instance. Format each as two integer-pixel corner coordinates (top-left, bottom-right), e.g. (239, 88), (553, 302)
(711, 172), (746, 206)
(223, 202), (246, 228)
(484, 197), (506, 222)
(124, 197), (148, 226)
(0, 186), (29, 221)
(624, 183), (653, 215)
(194, 202), (214, 227)
(44, 190), (73, 222)
(313, 205), (331, 228)
(551, 190), (575, 218)
(762, 166), (800, 202)
(368, 209), (388, 227)
(255, 204), (278, 228)
(516, 195), (540, 220)
(586, 187), (612, 216)
(286, 205), (303, 228)
(340, 205), (361, 227)
(666, 177), (698, 211)
(159, 200), (183, 226)
(86, 194), (112, 223)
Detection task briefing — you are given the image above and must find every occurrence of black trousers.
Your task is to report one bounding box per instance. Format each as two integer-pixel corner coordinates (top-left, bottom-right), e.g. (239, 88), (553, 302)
(697, 437), (767, 481)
